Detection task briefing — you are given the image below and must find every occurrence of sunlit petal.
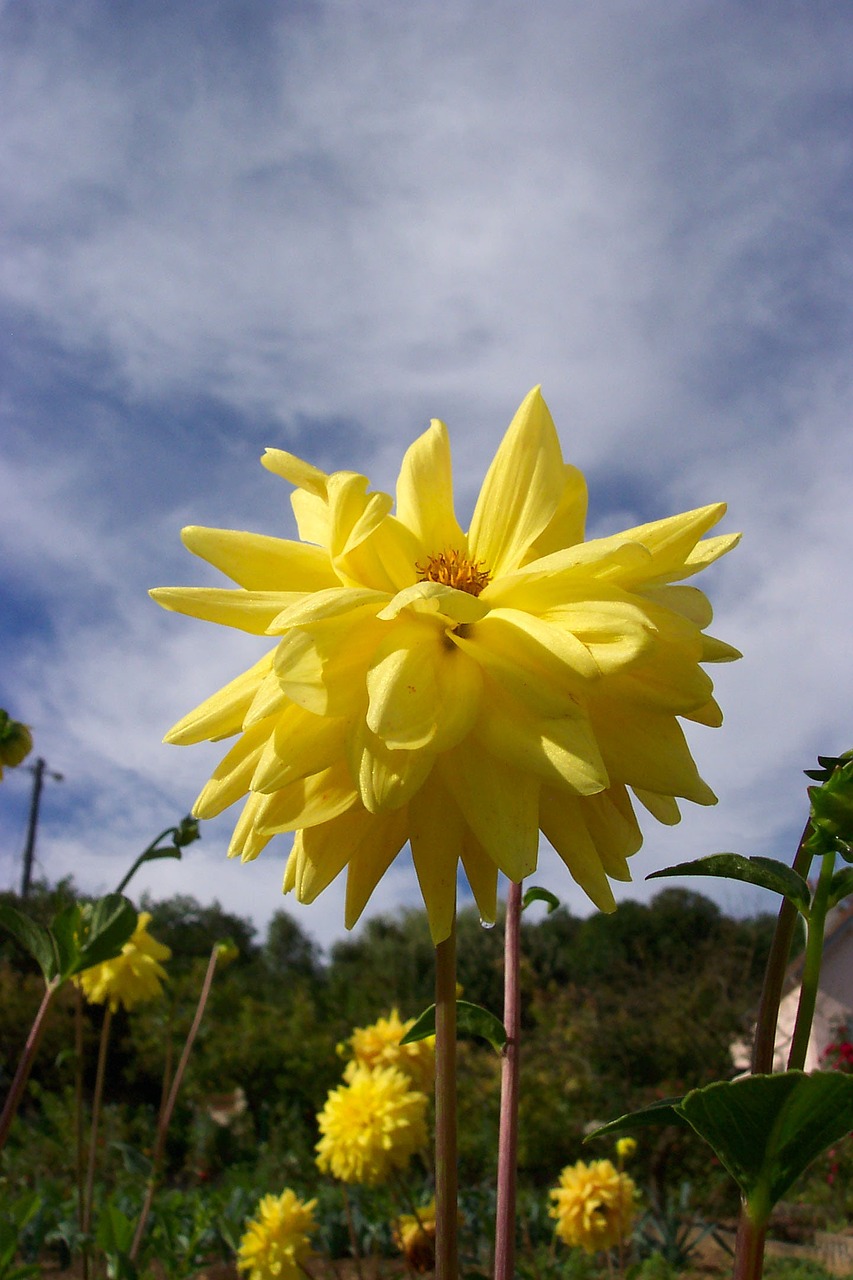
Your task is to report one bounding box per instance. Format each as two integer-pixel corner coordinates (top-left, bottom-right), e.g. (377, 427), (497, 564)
(396, 419), (466, 552)
(163, 651), (273, 745)
(469, 387), (566, 577)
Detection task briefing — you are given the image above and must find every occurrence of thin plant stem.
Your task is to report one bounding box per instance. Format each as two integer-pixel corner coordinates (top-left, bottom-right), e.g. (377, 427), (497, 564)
(114, 828), (177, 895)
(434, 913), (458, 1280)
(733, 1213), (767, 1280)
(340, 1185), (365, 1280)
(74, 987), (88, 1280)
(733, 817), (815, 1280)
(83, 1004), (114, 1240)
(751, 820), (813, 1073)
(129, 944), (221, 1263)
(787, 849), (835, 1071)
(0, 979), (57, 1151)
(495, 878), (522, 1280)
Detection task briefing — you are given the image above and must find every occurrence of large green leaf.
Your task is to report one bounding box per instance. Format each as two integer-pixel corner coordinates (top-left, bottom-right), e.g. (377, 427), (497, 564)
(586, 1096), (690, 1140)
(647, 854), (811, 915)
(678, 1071), (853, 1217)
(73, 895), (137, 976)
(51, 903), (84, 977)
(400, 1000), (507, 1053)
(0, 905), (58, 981)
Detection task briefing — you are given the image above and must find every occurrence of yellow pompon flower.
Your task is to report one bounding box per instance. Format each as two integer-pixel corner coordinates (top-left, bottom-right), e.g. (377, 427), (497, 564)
(75, 911), (170, 1012)
(0, 711), (33, 779)
(393, 1198), (437, 1273)
(236, 1189), (317, 1280)
(345, 1008), (435, 1091)
(550, 1159), (637, 1254)
(151, 387), (741, 943)
(315, 1064), (428, 1186)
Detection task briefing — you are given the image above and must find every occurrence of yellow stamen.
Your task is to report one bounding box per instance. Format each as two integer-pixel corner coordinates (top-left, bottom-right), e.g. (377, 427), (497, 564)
(416, 549), (491, 596)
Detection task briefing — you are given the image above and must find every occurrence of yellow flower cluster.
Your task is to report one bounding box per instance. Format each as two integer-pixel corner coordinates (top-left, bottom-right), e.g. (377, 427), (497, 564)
(393, 1197), (437, 1273)
(315, 1063), (428, 1186)
(154, 388), (739, 942)
(236, 1189), (317, 1280)
(0, 710), (32, 779)
(550, 1159), (637, 1254)
(344, 1008), (435, 1092)
(75, 911), (170, 1012)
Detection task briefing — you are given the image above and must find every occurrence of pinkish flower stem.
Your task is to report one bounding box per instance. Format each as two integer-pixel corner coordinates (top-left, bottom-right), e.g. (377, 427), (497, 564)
(83, 1004), (114, 1240)
(0, 978), (57, 1151)
(494, 878), (522, 1280)
(434, 914), (459, 1280)
(130, 943), (220, 1263)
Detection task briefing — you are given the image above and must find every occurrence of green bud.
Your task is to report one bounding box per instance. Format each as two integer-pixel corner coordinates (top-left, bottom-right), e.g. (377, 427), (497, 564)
(173, 815), (201, 848)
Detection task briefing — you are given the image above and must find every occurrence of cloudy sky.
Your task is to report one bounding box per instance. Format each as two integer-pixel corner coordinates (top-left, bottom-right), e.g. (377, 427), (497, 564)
(2, 0), (851, 952)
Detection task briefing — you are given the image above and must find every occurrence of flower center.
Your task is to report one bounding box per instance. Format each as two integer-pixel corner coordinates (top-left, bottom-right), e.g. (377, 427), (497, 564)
(416, 548), (491, 596)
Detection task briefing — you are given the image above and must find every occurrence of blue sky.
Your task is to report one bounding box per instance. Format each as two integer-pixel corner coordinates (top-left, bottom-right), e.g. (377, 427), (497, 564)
(2, 0), (852, 949)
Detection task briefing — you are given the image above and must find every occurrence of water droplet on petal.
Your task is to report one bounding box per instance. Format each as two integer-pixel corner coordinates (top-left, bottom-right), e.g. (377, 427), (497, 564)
(479, 918), (495, 930)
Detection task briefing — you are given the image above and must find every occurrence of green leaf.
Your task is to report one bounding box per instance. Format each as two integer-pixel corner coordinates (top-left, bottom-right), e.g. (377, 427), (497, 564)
(585, 1096), (691, 1141)
(400, 1000), (507, 1053)
(51, 903), (84, 976)
(73, 895), (137, 977)
(827, 867), (853, 909)
(0, 905), (58, 981)
(522, 886), (560, 913)
(110, 1141), (153, 1179)
(677, 1071), (853, 1221)
(647, 854), (811, 915)
(96, 1200), (137, 1279)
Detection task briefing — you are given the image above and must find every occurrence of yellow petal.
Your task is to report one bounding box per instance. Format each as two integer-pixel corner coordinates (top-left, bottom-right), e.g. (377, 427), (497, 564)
(343, 809), (410, 929)
(150, 587), (297, 633)
(292, 806), (400, 905)
(450, 608), (599, 717)
(409, 776), (464, 944)
(633, 788), (681, 825)
(274, 608), (385, 716)
(581, 785), (642, 878)
(469, 387), (566, 577)
(590, 698), (717, 805)
(684, 698), (723, 727)
(460, 832), (499, 928)
(252, 705), (347, 793)
(639, 584), (713, 628)
(474, 682), (608, 796)
(181, 526), (339, 591)
(261, 448), (329, 496)
(438, 747), (540, 881)
(521, 463), (588, 563)
(254, 763), (359, 833)
(242, 667), (290, 726)
(540, 789), (616, 913)
(291, 488), (329, 546)
(396, 419), (466, 552)
(194, 720), (272, 818)
(347, 719), (436, 813)
(163, 652), (274, 744)
(228, 793), (274, 862)
(367, 617), (483, 753)
(701, 634), (742, 663)
(378, 581), (489, 624)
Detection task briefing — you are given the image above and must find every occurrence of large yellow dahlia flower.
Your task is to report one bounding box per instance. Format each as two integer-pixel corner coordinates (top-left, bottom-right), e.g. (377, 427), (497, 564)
(344, 1008), (435, 1091)
(550, 1159), (637, 1254)
(151, 387), (739, 943)
(236, 1188), (317, 1280)
(315, 1064), (428, 1185)
(75, 911), (170, 1012)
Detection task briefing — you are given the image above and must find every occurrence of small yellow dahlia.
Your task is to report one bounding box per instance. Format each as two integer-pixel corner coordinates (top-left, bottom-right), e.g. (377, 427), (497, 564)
(236, 1188), (317, 1280)
(345, 1008), (435, 1091)
(316, 1064), (428, 1185)
(75, 911), (170, 1012)
(550, 1159), (637, 1254)
(0, 710), (33, 778)
(152, 387), (740, 942)
(393, 1197), (437, 1273)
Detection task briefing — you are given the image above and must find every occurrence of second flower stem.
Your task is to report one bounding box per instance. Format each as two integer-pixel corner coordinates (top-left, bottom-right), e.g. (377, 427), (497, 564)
(434, 915), (458, 1280)
(495, 877), (522, 1280)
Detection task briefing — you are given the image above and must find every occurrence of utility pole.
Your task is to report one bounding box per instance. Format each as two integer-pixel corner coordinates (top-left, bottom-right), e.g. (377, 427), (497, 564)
(20, 756), (63, 898)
